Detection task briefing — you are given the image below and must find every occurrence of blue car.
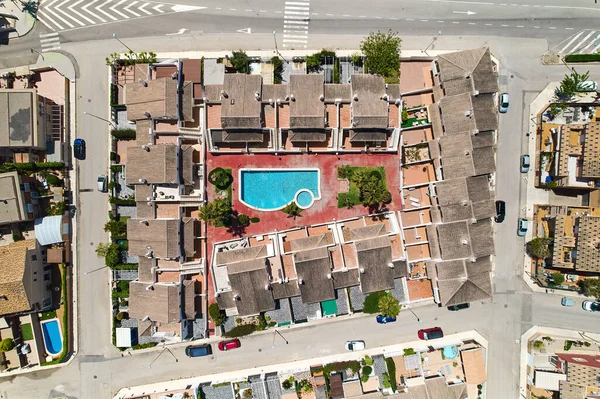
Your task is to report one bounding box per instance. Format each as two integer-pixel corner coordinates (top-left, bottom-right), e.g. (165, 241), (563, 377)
(73, 138), (86, 160)
(376, 315), (396, 324)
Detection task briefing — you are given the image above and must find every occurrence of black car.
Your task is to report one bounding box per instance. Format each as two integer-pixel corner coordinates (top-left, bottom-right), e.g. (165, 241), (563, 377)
(495, 200), (506, 223)
(447, 303), (470, 311)
(74, 138), (86, 160)
(185, 344), (212, 357)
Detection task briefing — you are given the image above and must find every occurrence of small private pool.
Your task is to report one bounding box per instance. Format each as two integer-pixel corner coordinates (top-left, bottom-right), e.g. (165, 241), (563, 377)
(443, 345), (459, 359)
(41, 319), (63, 356)
(239, 168), (320, 211)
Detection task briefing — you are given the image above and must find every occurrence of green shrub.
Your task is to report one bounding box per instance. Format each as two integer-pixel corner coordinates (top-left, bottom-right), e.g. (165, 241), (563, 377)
(105, 243), (121, 268)
(272, 56), (284, 84)
(0, 338), (14, 352)
(237, 214), (250, 227)
(223, 323), (256, 338)
(46, 201), (66, 216)
(109, 197), (136, 206)
(132, 342), (158, 350)
(403, 348), (415, 356)
(362, 355), (374, 366)
(230, 50), (250, 73)
(363, 291), (386, 314)
(250, 217), (260, 223)
(110, 165), (124, 172)
(45, 173), (63, 187)
(360, 366), (372, 382)
(208, 167), (233, 189)
(382, 372), (391, 389)
(564, 53), (600, 63)
(306, 49), (335, 73)
(116, 312), (128, 321)
(564, 340), (573, 351)
(208, 303), (227, 326)
(0, 161), (64, 175)
(111, 129), (136, 140)
(584, 341), (592, 347)
(385, 357), (397, 391)
(110, 151), (117, 161)
(282, 376), (294, 390)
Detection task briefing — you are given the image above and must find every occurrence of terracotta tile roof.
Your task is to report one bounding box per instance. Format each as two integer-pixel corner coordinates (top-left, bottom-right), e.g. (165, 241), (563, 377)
(0, 240), (37, 316)
(125, 77), (178, 120)
(220, 74), (262, 128)
(0, 171), (26, 224)
(128, 281), (180, 323)
(127, 218), (179, 258)
(437, 47), (498, 95)
(289, 75), (325, 129)
(461, 347), (487, 385)
(351, 74), (389, 129)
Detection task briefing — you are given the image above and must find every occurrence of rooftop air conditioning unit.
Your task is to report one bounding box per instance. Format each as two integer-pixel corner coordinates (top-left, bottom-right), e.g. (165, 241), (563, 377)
(264, 284), (271, 291)
(254, 91), (261, 100)
(471, 258), (476, 263)
(395, 99), (402, 105)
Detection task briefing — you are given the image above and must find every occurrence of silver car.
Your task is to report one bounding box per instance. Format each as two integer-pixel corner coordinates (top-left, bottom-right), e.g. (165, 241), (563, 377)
(520, 155), (530, 173)
(499, 92), (509, 113)
(517, 218), (528, 237)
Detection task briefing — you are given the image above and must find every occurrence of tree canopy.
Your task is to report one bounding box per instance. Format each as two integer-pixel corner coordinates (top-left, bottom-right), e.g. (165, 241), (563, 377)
(230, 50), (249, 74)
(360, 30), (402, 82)
(378, 294), (401, 318)
(527, 237), (552, 259)
(0, 338), (14, 352)
(579, 278), (600, 298)
(198, 198), (232, 226)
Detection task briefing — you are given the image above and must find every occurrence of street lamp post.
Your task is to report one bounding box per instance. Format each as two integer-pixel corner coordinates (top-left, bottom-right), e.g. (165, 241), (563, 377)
(423, 31), (442, 56)
(272, 30), (288, 62)
(30, 48), (45, 61)
(272, 329), (289, 348)
(84, 265), (110, 275)
(148, 345), (178, 369)
(112, 33), (136, 55)
(83, 111), (117, 128)
(407, 307), (422, 323)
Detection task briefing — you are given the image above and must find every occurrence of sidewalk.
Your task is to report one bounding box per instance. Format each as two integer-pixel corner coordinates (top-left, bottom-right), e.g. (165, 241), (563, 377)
(2, 0), (38, 38)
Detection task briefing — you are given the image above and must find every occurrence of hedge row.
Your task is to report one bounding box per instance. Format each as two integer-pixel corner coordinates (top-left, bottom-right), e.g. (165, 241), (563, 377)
(111, 129), (136, 140)
(564, 53), (600, 63)
(0, 162), (65, 174)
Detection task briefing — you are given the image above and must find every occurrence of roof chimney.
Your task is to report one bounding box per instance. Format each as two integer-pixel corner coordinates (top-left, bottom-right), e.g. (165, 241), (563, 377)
(138, 178), (147, 183)
(233, 294), (240, 300)
(461, 239), (468, 245)
(353, 94), (359, 101)
(360, 268), (365, 274)
(145, 285), (154, 291)
(141, 145), (150, 152)
(388, 262), (394, 268)
(221, 90), (228, 98)
(298, 278), (304, 285)
(382, 94), (389, 102)
(139, 220), (149, 225)
(290, 94), (295, 102)
(326, 273), (332, 279)
(254, 91), (261, 101)
(142, 316), (150, 322)
(319, 94), (325, 102)
(139, 79), (148, 87)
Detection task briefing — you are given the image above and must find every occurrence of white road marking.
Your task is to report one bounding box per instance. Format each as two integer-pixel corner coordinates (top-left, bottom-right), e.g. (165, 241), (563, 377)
(284, 24), (308, 29)
(571, 30), (596, 53)
(427, 0), (492, 4)
(485, 23), (492, 26)
(285, 6), (309, 10)
(96, 0), (118, 21)
(166, 28), (188, 35)
(82, 0), (106, 22)
(37, 15), (57, 30)
(56, 0), (85, 26)
(284, 34), (308, 39)
(283, 19), (309, 24)
(43, 0), (75, 28)
(406, 18), (414, 21)
(283, 0), (310, 48)
(452, 21), (460, 24)
(578, 33), (600, 53)
(565, 28), (573, 30)
(68, 0), (97, 25)
(516, 25), (524, 28)
(110, 0), (131, 19)
(285, 1), (310, 5)
(559, 31), (585, 54)
(138, 2), (153, 15)
(124, 1), (140, 17)
(153, 4), (165, 13)
(549, 27), (557, 29)
(285, 11), (309, 15)
(40, 32), (61, 52)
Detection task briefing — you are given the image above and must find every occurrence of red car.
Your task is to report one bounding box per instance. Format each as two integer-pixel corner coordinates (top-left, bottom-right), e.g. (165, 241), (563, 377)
(418, 327), (444, 340)
(218, 339), (241, 351)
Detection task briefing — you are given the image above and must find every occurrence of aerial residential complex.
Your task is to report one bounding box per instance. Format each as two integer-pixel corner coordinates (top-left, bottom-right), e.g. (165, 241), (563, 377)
(103, 47), (499, 352)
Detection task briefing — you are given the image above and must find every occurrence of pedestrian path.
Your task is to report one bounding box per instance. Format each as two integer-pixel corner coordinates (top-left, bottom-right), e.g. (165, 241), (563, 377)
(553, 29), (600, 55)
(37, 1), (204, 32)
(40, 32), (61, 52)
(282, 1), (310, 48)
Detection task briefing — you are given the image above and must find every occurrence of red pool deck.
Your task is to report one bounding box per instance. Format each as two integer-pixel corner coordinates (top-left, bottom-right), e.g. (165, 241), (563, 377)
(206, 152), (402, 244)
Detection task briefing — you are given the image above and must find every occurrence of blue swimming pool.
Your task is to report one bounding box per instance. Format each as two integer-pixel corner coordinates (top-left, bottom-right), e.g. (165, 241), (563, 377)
(239, 169), (320, 211)
(41, 319), (63, 356)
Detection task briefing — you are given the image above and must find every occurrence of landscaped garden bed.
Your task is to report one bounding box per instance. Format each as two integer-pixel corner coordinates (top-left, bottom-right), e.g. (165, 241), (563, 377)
(337, 166), (390, 208)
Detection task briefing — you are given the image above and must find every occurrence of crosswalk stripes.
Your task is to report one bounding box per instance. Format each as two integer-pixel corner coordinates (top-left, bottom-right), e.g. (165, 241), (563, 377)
(37, 0), (205, 32)
(554, 29), (600, 55)
(39, 32), (61, 52)
(282, 1), (310, 48)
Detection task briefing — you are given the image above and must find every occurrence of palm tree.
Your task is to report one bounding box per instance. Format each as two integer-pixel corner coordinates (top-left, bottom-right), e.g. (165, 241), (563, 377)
(378, 294), (401, 318)
(282, 202), (302, 219)
(198, 198), (231, 226)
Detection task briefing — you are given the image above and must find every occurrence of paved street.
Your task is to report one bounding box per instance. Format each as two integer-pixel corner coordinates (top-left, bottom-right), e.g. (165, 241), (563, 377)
(1, 0), (600, 397)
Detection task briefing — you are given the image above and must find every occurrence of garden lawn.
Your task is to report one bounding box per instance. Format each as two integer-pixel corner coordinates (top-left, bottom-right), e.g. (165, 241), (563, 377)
(337, 166), (387, 208)
(40, 310), (57, 321)
(21, 323), (33, 341)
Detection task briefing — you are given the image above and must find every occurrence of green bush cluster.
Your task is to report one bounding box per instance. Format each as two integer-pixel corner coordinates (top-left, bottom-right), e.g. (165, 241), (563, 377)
(109, 197), (136, 206)
(564, 53), (600, 63)
(385, 357), (397, 391)
(363, 291), (387, 314)
(306, 49), (336, 73)
(0, 161), (64, 175)
(223, 323), (256, 338)
(323, 360), (361, 375)
(207, 168), (233, 190)
(272, 56), (284, 84)
(111, 129), (136, 140)
(208, 303), (226, 326)
(42, 264), (68, 366)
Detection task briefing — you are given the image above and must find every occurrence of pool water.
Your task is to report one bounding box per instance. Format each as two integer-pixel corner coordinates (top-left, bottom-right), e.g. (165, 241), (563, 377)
(443, 345), (459, 359)
(41, 319), (63, 356)
(240, 169), (320, 211)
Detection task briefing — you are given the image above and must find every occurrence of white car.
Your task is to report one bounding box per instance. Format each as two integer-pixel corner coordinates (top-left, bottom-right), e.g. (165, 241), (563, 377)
(345, 340), (365, 351)
(582, 301), (600, 312)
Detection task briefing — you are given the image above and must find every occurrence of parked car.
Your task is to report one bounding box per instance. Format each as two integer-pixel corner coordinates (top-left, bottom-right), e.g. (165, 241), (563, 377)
(185, 344), (212, 357)
(344, 340), (365, 351)
(418, 327), (444, 340)
(582, 300), (600, 312)
(218, 339), (241, 351)
(73, 138), (86, 160)
(520, 155), (531, 173)
(447, 303), (470, 311)
(578, 81), (598, 92)
(97, 175), (107, 192)
(561, 297), (575, 307)
(517, 218), (528, 237)
(376, 315), (397, 324)
(499, 92), (509, 113)
(495, 200), (506, 223)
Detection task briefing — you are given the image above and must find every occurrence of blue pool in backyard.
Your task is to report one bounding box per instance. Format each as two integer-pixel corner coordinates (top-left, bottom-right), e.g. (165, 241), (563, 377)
(41, 319), (63, 356)
(239, 168), (321, 211)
